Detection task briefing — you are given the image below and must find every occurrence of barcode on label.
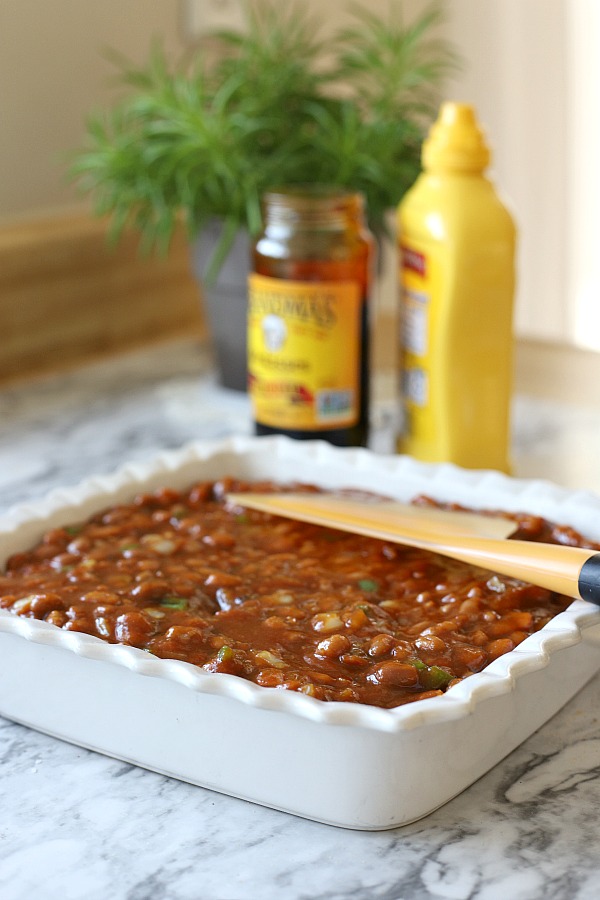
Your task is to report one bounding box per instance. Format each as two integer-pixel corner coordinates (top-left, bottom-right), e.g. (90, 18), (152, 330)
(403, 367), (428, 407)
(316, 389), (354, 419)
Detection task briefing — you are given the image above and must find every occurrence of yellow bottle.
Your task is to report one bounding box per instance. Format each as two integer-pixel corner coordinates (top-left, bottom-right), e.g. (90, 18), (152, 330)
(397, 102), (516, 472)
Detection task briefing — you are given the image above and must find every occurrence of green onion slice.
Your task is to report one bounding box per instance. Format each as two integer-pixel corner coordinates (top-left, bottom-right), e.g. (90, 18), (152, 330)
(358, 578), (379, 592)
(410, 657), (427, 671)
(159, 596), (188, 609)
(419, 664), (452, 690)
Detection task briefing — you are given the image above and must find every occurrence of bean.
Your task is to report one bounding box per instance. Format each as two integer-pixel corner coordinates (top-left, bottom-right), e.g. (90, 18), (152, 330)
(338, 687), (359, 702)
(469, 629), (488, 646)
(486, 611), (532, 638)
(510, 630), (529, 646)
(256, 669), (285, 687)
(280, 679), (302, 691)
(311, 612), (343, 633)
(187, 482), (214, 505)
(379, 600), (401, 611)
(255, 650), (287, 669)
(315, 634), (351, 658)
(298, 683), (324, 699)
(45, 610), (68, 628)
(163, 625), (205, 646)
(391, 641), (414, 660)
(215, 588), (242, 612)
(131, 581), (170, 603)
(202, 532), (236, 549)
(264, 615), (286, 628)
(452, 646), (488, 671)
(368, 633), (396, 658)
(415, 634), (447, 654)
(340, 653), (370, 669)
(5, 553), (31, 571)
(42, 528), (70, 546)
(153, 487), (183, 506)
(114, 611), (154, 646)
(310, 671), (337, 685)
(459, 598), (481, 615)
(95, 616), (113, 638)
(30, 593), (65, 618)
(204, 572), (243, 589)
(487, 638), (515, 659)
(343, 608), (368, 630)
(367, 661), (419, 687)
(136, 559), (161, 572)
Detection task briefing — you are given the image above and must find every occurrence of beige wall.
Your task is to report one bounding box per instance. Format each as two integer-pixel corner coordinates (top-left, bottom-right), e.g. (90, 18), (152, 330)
(3, 0), (595, 353)
(443, 0), (600, 352)
(0, 0), (435, 224)
(442, 0), (569, 345)
(0, 0), (186, 221)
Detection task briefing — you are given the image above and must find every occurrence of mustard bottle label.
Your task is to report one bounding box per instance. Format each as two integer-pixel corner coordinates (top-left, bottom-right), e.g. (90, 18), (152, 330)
(248, 273), (361, 430)
(399, 242), (441, 449)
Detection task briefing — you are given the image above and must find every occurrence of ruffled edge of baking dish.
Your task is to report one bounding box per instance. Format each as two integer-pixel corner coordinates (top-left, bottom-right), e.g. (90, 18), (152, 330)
(1, 434), (600, 734)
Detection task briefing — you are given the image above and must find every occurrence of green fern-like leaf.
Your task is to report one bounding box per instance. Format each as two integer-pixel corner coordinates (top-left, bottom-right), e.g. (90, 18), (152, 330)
(69, 0), (459, 271)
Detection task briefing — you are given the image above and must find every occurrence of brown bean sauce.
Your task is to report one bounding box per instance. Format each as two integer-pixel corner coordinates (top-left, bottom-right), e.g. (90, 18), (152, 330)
(0, 479), (593, 709)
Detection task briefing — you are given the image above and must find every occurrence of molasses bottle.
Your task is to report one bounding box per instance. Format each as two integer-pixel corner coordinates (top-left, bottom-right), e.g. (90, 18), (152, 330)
(248, 186), (375, 447)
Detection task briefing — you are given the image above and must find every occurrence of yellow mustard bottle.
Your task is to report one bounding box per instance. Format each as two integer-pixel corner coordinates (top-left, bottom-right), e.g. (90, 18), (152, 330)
(397, 102), (516, 472)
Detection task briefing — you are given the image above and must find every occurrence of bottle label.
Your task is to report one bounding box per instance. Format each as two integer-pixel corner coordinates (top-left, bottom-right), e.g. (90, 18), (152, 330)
(400, 243), (432, 410)
(247, 273), (361, 430)
(398, 240), (441, 456)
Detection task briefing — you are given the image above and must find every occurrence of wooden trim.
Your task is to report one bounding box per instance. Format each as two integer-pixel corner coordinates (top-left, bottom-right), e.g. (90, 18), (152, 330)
(1, 213), (597, 405)
(0, 213), (207, 384)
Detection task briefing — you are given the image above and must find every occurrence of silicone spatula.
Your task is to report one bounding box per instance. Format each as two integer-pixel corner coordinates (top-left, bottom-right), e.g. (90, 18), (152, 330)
(227, 492), (600, 605)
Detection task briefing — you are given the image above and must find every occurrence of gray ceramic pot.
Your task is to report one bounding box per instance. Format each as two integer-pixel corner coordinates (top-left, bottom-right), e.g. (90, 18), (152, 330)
(190, 221), (251, 392)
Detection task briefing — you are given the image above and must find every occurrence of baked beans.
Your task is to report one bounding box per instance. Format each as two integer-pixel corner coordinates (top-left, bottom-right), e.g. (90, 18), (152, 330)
(0, 479), (589, 708)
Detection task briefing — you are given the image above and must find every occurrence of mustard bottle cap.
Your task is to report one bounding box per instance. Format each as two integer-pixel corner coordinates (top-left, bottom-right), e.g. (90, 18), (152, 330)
(422, 102), (491, 173)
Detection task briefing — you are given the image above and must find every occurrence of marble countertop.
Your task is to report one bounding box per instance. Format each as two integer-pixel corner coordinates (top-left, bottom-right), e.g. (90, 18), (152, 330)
(1, 338), (600, 900)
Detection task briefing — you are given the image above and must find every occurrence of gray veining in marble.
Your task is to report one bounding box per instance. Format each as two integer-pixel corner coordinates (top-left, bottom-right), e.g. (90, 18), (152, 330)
(1, 338), (600, 900)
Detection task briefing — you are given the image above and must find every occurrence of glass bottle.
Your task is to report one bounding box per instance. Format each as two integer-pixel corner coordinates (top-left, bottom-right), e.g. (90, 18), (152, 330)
(248, 186), (375, 447)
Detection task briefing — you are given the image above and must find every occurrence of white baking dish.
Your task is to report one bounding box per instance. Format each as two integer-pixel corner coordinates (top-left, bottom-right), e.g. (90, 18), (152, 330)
(1, 436), (600, 830)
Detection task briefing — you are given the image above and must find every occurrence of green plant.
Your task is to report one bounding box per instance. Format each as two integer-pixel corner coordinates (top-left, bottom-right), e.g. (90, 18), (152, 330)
(71, 0), (458, 277)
